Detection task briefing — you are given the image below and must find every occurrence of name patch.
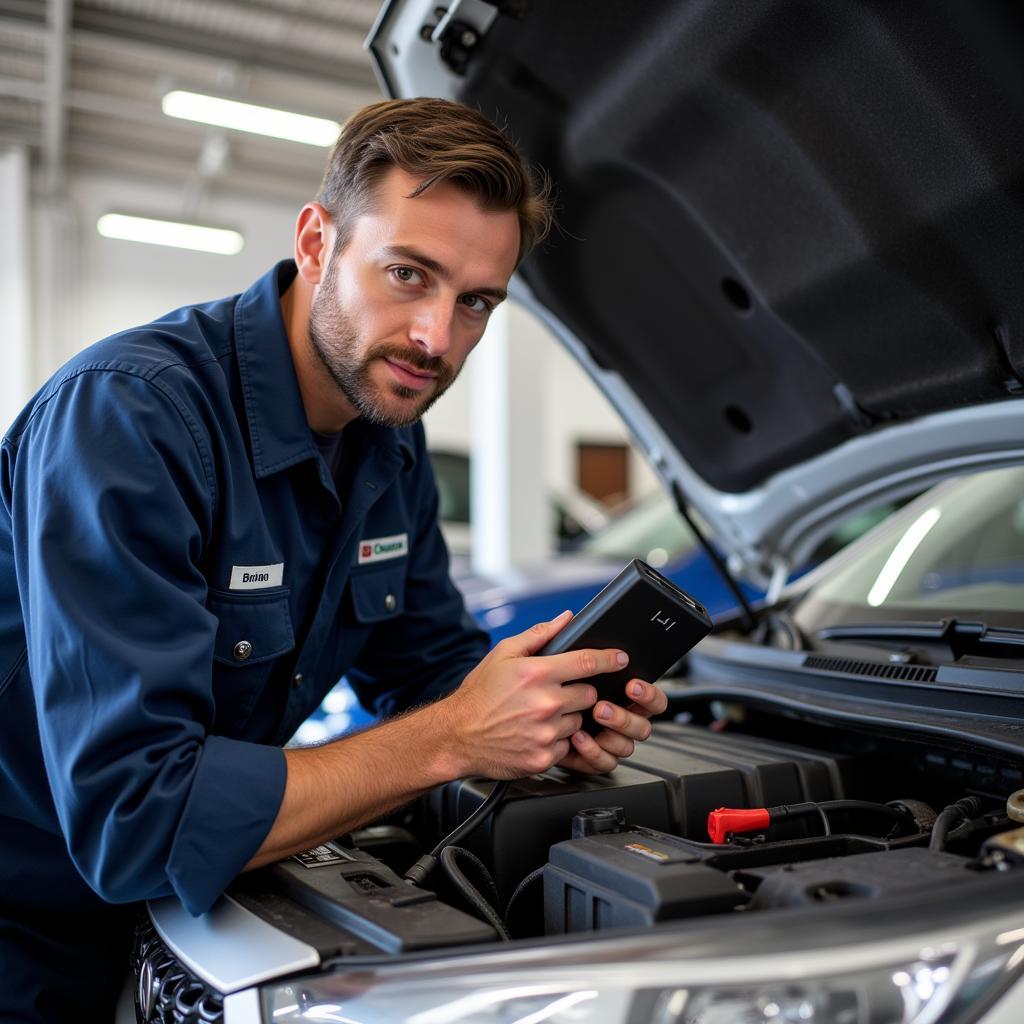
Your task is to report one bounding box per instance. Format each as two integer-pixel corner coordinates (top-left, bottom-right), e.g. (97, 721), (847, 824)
(357, 532), (408, 565)
(229, 563), (284, 590)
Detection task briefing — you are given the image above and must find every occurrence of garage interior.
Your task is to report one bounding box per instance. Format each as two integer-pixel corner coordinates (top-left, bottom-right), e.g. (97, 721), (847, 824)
(0, 0), (657, 584)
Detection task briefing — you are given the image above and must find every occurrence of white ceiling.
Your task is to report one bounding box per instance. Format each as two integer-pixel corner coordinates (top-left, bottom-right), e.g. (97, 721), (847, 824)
(0, 0), (386, 203)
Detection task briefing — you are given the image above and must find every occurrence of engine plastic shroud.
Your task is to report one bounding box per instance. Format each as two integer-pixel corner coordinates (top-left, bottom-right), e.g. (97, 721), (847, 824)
(431, 722), (852, 903)
(544, 831), (972, 934)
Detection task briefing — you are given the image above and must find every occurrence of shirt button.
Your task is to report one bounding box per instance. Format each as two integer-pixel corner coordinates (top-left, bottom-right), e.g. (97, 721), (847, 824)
(233, 640), (252, 662)
(384, 593), (396, 612)
(292, 673), (303, 690)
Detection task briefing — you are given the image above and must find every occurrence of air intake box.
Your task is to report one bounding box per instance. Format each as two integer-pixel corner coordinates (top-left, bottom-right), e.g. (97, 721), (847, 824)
(626, 722), (846, 840)
(427, 723), (847, 903)
(429, 764), (675, 904)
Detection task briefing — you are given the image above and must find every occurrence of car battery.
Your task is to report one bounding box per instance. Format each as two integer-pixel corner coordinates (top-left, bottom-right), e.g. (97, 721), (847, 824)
(430, 764), (674, 904)
(627, 722), (846, 840)
(544, 825), (744, 933)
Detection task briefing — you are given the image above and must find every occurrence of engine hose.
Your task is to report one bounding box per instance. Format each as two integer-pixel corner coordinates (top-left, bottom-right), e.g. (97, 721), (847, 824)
(708, 798), (916, 844)
(439, 845), (510, 941)
(930, 796), (984, 852)
(404, 780), (511, 886)
(773, 800), (913, 830)
(816, 800), (914, 824)
(504, 865), (546, 939)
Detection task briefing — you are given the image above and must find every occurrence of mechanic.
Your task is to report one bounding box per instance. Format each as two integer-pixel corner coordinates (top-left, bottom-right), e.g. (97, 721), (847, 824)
(0, 98), (667, 1020)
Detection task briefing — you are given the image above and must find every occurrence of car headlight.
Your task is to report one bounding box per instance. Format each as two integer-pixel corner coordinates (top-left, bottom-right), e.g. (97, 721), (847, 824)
(248, 915), (1024, 1024)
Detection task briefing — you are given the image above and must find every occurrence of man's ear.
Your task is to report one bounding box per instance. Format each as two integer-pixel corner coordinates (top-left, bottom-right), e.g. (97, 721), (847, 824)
(294, 203), (333, 284)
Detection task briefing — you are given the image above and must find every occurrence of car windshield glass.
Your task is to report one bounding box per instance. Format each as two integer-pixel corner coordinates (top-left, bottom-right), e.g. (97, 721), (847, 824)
(579, 493), (697, 566)
(793, 465), (1024, 634)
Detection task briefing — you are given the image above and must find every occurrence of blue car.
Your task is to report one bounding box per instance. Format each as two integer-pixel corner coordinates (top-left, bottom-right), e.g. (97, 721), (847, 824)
(466, 490), (899, 644)
(297, 493), (898, 743)
(466, 492), (760, 643)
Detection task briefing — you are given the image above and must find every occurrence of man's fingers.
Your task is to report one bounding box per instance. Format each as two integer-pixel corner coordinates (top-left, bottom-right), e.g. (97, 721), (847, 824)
(587, 727), (636, 759)
(568, 729), (619, 773)
(542, 646), (629, 685)
(556, 712), (584, 740)
(592, 701), (654, 741)
(552, 737), (571, 765)
(560, 682), (599, 714)
(622, 678), (668, 717)
(498, 610), (573, 659)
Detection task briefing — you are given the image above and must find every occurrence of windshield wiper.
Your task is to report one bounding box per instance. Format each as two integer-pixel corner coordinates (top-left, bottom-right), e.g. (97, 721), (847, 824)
(816, 618), (1024, 659)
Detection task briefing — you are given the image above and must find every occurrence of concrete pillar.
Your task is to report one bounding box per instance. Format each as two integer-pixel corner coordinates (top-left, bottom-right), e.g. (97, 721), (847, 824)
(0, 147), (33, 432)
(34, 193), (78, 383)
(469, 301), (552, 579)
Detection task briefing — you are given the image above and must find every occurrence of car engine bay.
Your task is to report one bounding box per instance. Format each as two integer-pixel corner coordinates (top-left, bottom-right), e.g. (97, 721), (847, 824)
(133, 693), (1024, 1023)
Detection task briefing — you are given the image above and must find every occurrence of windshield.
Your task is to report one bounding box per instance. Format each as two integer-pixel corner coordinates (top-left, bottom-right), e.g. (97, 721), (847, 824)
(793, 465), (1024, 633)
(579, 492), (697, 566)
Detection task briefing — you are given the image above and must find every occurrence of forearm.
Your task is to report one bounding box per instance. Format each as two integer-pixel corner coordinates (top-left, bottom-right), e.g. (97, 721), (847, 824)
(244, 698), (463, 870)
(245, 612), (637, 872)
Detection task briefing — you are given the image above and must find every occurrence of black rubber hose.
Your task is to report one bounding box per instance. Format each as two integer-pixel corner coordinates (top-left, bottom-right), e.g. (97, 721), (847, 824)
(772, 800), (912, 826)
(404, 780), (511, 886)
(504, 865), (546, 939)
(819, 800), (915, 825)
(439, 846), (510, 941)
(930, 796), (984, 852)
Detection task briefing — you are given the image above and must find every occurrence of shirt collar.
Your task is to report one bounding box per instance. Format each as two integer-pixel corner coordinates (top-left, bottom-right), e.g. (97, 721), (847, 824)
(234, 260), (417, 478)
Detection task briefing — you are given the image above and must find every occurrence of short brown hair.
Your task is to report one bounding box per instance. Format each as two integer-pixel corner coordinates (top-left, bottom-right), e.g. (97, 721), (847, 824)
(316, 98), (553, 265)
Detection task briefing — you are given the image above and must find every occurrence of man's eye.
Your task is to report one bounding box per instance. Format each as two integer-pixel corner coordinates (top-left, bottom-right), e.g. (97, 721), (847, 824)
(391, 266), (423, 285)
(460, 294), (493, 314)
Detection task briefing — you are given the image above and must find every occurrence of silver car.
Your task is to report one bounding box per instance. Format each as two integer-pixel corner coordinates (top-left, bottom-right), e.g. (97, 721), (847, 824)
(133, 2), (1024, 1021)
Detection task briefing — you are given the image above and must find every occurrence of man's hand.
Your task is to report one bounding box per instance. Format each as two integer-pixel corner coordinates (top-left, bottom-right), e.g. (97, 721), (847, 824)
(248, 612), (665, 870)
(440, 611), (632, 780)
(557, 678), (668, 775)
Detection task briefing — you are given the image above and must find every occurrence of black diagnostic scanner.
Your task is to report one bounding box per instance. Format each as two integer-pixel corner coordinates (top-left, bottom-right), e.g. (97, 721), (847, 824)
(537, 558), (713, 733)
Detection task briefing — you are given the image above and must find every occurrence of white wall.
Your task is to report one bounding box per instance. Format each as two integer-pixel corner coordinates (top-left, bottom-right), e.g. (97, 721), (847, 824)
(423, 300), (659, 505)
(23, 170), (658, 518)
(0, 147), (32, 434)
(44, 173), (300, 374)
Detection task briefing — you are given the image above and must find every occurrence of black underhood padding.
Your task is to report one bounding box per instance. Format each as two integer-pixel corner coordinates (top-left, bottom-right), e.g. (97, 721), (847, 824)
(458, 0), (1024, 492)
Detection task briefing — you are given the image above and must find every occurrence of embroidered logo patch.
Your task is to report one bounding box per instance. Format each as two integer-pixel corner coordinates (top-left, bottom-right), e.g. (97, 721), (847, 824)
(229, 563), (284, 590)
(357, 533), (408, 565)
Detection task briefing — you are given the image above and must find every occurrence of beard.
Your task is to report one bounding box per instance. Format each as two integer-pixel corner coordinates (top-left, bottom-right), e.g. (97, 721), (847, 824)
(307, 264), (457, 428)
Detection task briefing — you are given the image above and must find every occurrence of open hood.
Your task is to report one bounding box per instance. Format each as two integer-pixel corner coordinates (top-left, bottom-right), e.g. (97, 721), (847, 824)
(368, 0), (1024, 584)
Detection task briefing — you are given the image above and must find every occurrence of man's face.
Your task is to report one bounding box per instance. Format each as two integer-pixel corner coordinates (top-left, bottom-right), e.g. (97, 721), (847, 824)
(307, 167), (521, 428)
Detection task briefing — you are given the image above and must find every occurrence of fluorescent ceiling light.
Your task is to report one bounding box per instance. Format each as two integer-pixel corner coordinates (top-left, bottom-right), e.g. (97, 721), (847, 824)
(97, 213), (244, 255)
(162, 90), (340, 147)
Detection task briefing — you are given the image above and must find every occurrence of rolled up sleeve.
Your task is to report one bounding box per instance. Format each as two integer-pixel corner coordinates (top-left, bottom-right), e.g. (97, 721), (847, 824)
(7, 366), (285, 914)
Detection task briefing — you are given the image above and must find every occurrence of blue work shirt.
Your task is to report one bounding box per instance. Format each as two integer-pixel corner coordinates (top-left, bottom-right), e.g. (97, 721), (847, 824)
(0, 260), (488, 920)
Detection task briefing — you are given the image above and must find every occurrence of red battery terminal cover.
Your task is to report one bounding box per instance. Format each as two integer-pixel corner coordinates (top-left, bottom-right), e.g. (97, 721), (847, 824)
(707, 807), (770, 844)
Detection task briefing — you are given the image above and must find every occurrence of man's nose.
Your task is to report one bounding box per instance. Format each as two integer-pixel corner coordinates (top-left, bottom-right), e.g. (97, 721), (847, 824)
(409, 300), (455, 357)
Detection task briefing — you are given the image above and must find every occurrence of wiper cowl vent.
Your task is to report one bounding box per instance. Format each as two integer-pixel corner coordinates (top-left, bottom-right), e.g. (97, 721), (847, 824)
(803, 655), (938, 683)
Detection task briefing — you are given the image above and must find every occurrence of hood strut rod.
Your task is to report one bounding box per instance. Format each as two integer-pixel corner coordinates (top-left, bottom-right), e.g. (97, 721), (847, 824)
(670, 480), (757, 631)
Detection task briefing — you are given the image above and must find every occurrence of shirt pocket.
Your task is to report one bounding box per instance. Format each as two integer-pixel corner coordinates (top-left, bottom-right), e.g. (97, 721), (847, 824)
(206, 587), (295, 735)
(207, 587), (295, 666)
(349, 565), (406, 624)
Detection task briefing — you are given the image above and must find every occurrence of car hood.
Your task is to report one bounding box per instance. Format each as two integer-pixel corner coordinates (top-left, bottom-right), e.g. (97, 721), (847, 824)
(367, 1), (1024, 584)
